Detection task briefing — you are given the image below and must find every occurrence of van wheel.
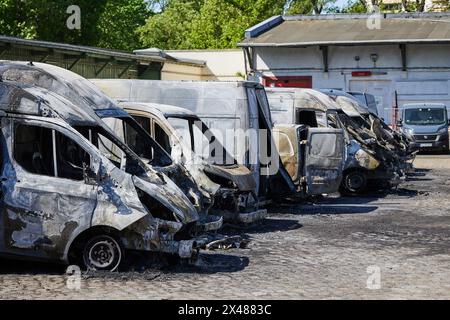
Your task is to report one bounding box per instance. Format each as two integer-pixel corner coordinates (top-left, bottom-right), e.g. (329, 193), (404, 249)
(341, 170), (367, 195)
(82, 235), (123, 271)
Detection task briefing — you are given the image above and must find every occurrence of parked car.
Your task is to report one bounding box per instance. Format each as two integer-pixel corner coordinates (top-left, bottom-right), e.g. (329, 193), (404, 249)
(0, 81), (207, 271)
(115, 101), (267, 224)
(0, 61), (223, 231)
(399, 103), (449, 153)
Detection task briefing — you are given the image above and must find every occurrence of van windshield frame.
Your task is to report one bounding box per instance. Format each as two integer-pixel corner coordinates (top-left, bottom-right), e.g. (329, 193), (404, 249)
(167, 115), (236, 166)
(404, 108), (447, 126)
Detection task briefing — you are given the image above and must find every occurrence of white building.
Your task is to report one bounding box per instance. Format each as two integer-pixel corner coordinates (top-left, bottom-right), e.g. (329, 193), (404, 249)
(238, 12), (450, 123)
(162, 49), (246, 81)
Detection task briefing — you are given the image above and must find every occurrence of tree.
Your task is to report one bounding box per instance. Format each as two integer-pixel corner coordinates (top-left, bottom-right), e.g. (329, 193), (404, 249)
(28, 0), (108, 46)
(341, 0), (368, 13)
(1, 0), (150, 50)
(139, 0), (287, 49)
(96, 0), (150, 50)
(186, 0), (286, 49)
(286, 0), (337, 14)
(138, 0), (204, 49)
(0, 0), (36, 38)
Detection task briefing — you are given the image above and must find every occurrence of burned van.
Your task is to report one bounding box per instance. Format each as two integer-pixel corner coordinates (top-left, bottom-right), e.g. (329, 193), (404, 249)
(0, 81), (206, 271)
(115, 102), (266, 223)
(0, 61), (222, 230)
(266, 88), (401, 194)
(91, 79), (296, 202)
(320, 89), (416, 158)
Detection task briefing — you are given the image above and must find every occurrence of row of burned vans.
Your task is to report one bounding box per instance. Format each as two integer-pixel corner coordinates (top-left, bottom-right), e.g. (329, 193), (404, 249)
(0, 61), (415, 271)
(92, 80), (416, 195)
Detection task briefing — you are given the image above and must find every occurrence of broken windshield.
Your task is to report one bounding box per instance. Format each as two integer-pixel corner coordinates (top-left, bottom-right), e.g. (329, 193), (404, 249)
(101, 116), (173, 167)
(167, 116), (235, 166)
(75, 125), (147, 176)
(405, 108), (447, 126)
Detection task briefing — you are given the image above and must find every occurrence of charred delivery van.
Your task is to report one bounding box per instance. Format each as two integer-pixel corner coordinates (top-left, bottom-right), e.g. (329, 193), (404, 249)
(0, 61), (223, 231)
(266, 88), (400, 194)
(0, 81), (206, 271)
(91, 79), (296, 201)
(115, 102), (266, 223)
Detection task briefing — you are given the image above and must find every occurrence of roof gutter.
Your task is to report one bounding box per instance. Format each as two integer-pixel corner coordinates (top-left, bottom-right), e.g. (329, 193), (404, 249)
(244, 15), (284, 39)
(238, 39), (450, 48)
(133, 48), (206, 67)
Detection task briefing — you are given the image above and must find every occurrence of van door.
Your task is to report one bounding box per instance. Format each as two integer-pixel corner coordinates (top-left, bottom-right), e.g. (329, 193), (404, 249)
(251, 88), (296, 197)
(0, 118), (98, 259)
(303, 127), (345, 195)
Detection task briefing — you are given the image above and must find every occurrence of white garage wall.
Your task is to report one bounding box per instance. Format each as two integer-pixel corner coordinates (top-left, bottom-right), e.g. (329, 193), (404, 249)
(251, 44), (450, 124)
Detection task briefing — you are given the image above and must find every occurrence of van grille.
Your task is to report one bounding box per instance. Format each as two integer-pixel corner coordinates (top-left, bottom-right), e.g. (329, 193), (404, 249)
(414, 134), (438, 141)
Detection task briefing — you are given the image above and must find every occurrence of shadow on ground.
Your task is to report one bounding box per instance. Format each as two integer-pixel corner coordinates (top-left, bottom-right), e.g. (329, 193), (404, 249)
(0, 258), (65, 275)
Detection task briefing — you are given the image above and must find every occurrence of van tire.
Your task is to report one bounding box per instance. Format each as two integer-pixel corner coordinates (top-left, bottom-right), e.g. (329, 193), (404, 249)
(82, 235), (123, 272)
(340, 170), (368, 195)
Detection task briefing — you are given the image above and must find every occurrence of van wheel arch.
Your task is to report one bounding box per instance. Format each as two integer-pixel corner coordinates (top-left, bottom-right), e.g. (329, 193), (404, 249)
(67, 226), (123, 269)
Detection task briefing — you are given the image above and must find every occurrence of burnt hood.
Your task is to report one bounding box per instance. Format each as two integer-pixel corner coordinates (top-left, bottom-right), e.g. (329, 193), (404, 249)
(204, 164), (257, 192)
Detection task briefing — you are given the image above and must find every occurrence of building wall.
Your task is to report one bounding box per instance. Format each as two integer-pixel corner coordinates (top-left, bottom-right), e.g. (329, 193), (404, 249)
(162, 49), (246, 80)
(251, 44), (450, 124)
(0, 45), (161, 79)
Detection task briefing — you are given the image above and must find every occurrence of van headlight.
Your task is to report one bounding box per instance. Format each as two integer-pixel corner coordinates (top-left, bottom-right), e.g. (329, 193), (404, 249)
(403, 128), (414, 136)
(438, 127), (448, 135)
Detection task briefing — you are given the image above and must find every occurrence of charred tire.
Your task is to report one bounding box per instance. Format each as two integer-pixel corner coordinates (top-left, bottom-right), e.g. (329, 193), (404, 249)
(341, 170), (368, 195)
(82, 235), (123, 271)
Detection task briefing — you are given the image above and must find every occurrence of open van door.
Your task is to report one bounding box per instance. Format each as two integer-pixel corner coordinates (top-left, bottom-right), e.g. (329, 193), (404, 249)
(252, 87), (296, 198)
(303, 127), (345, 195)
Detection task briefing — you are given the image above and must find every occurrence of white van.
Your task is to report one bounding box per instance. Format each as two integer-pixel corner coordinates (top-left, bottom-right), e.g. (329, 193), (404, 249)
(91, 79), (296, 201)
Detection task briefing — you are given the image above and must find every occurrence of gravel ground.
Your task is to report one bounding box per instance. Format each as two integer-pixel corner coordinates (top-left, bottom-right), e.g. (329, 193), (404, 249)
(1, 155), (450, 300)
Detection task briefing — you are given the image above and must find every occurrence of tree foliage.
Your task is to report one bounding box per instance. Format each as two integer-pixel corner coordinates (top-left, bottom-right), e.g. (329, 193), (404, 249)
(0, 0), (150, 50)
(0, 0), (36, 38)
(2, 0), (449, 52)
(138, 0), (344, 50)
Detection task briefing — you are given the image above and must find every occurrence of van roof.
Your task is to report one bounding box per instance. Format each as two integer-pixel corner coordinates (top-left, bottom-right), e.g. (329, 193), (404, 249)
(265, 87), (342, 112)
(0, 81), (98, 126)
(0, 61), (119, 112)
(120, 101), (197, 118)
(402, 103), (447, 109)
(319, 89), (370, 115)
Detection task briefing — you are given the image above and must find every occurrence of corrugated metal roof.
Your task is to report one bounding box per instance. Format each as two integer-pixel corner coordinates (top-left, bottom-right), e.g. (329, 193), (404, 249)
(238, 13), (450, 47)
(0, 35), (204, 66)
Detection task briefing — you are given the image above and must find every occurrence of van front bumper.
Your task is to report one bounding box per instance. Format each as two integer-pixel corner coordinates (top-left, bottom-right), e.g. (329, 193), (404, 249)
(160, 237), (209, 258)
(413, 133), (449, 151)
(237, 209), (268, 224)
(196, 215), (223, 233)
